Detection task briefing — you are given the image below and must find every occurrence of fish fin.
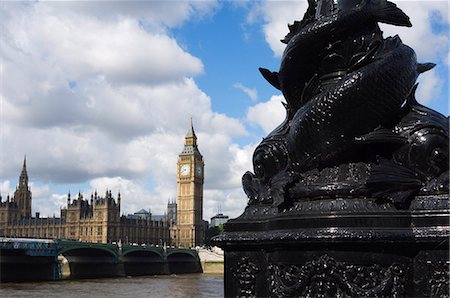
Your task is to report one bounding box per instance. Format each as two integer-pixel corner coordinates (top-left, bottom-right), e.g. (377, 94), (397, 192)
(300, 73), (319, 105)
(348, 39), (381, 71)
(367, 158), (423, 208)
(417, 62), (436, 74)
(242, 171), (260, 203)
(281, 0), (316, 44)
(371, 0), (412, 27)
(259, 68), (281, 90)
(375, 189), (417, 208)
(355, 129), (407, 144)
(281, 21), (301, 44)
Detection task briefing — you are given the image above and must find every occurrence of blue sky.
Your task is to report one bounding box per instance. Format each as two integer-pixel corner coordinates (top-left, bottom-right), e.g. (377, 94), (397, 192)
(173, 5), (277, 113)
(0, 1), (448, 221)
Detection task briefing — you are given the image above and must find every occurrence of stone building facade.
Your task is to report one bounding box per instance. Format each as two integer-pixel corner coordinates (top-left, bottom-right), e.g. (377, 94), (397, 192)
(0, 122), (204, 247)
(172, 120), (205, 247)
(0, 158), (170, 245)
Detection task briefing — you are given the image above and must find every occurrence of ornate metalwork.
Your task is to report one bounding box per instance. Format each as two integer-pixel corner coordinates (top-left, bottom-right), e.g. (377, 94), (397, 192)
(215, 2), (449, 297)
(233, 257), (260, 297)
(429, 261), (450, 298)
(242, 0), (449, 209)
(268, 255), (406, 297)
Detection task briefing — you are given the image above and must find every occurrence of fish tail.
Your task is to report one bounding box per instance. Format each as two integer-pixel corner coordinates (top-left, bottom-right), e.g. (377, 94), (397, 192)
(259, 68), (281, 90)
(367, 158), (423, 208)
(370, 0), (412, 27)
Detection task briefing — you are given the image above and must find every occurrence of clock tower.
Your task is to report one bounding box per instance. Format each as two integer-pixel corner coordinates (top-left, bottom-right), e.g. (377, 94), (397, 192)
(175, 119), (204, 247)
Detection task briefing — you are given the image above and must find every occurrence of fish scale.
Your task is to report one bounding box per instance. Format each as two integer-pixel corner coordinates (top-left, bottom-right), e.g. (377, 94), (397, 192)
(288, 40), (418, 172)
(277, 1), (411, 113)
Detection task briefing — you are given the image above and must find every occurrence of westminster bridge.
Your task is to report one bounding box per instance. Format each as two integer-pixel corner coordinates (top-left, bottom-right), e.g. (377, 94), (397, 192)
(0, 238), (202, 282)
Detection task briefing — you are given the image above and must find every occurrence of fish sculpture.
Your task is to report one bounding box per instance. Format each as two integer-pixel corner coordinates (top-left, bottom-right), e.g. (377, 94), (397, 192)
(358, 85), (449, 208)
(243, 0), (448, 208)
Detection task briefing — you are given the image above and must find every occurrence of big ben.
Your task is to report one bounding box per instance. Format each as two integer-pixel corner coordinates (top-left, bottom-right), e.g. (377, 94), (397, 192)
(176, 119), (204, 247)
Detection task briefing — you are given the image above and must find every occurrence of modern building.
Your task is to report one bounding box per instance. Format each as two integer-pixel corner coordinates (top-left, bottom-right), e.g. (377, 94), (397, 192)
(0, 121), (205, 247)
(172, 120), (205, 247)
(210, 213), (229, 227)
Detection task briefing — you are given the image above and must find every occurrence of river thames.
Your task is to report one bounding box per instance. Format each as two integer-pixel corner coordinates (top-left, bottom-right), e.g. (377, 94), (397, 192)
(0, 274), (223, 298)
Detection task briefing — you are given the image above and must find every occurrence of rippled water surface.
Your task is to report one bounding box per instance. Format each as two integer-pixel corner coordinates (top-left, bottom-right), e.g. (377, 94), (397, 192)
(0, 274), (224, 298)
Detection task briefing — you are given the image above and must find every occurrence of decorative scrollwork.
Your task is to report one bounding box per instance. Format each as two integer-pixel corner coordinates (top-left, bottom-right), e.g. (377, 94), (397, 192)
(234, 257), (260, 298)
(268, 255), (406, 297)
(429, 261), (450, 298)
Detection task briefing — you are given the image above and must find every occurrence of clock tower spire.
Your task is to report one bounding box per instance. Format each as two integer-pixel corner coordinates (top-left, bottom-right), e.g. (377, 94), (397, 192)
(175, 119), (204, 247)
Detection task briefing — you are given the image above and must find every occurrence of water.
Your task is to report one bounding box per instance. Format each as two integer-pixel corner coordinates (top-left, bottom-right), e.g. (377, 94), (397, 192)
(0, 274), (224, 298)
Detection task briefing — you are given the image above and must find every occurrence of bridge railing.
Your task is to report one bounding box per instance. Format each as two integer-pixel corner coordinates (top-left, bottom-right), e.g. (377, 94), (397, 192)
(0, 237), (60, 256)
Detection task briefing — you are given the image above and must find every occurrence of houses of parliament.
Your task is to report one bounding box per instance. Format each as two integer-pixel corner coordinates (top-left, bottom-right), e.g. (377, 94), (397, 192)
(0, 122), (205, 248)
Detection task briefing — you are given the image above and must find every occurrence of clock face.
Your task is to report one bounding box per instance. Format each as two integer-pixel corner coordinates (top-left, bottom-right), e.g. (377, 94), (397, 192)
(180, 164), (190, 176)
(196, 166), (202, 175)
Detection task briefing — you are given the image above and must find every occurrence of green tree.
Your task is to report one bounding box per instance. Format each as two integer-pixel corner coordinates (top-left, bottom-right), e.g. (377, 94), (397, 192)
(204, 224), (224, 246)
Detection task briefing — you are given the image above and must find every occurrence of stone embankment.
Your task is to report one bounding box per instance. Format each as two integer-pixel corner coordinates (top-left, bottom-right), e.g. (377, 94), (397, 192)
(198, 246), (224, 274)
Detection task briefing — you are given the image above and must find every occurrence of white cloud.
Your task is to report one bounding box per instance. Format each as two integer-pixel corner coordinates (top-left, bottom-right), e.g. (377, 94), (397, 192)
(378, 2), (448, 105)
(28, 1), (219, 29)
(252, 1), (448, 107)
(204, 188), (249, 220)
(0, 180), (66, 217)
(379, 1), (448, 62)
(247, 95), (286, 134)
(0, 1), (251, 222)
(31, 184), (67, 218)
(251, 1), (308, 57)
(233, 82), (258, 101)
(0, 180), (12, 200)
(2, 7), (203, 87)
(89, 177), (157, 216)
(255, 1), (448, 61)
(2, 1), (447, 225)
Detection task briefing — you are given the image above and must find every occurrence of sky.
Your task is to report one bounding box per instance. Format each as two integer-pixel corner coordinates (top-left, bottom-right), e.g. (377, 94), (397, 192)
(0, 0), (448, 222)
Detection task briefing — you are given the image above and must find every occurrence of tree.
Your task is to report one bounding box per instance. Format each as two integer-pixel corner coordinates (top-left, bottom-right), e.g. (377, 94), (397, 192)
(204, 224), (224, 246)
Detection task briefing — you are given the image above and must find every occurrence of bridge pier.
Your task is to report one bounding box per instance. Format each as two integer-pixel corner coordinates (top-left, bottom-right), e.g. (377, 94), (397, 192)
(120, 253), (169, 276)
(64, 255), (121, 279)
(0, 238), (60, 282)
(167, 251), (203, 274)
(1, 239), (203, 281)
(1, 249), (60, 282)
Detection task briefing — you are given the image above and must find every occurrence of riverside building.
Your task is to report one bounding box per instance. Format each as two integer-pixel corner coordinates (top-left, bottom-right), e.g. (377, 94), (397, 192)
(0, 122), (204, 247)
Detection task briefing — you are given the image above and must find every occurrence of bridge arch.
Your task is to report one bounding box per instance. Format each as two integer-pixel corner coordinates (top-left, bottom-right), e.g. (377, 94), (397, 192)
(120, 247), (166, 275)
(60, 246), (118, 258)
(166, 250), (202, 274)
(59, 244), (119, 279)
(121, 246), (164, 259)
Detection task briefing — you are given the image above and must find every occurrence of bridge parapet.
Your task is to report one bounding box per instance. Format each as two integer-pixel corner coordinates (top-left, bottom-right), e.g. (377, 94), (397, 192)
(0, 237), (61, 281)
(166, 247), (200, 261)
(0, 237), (60, 256)
(1, 238), (203, 281)
(121, 244), (164, 258)
(60, 239), (119, 257)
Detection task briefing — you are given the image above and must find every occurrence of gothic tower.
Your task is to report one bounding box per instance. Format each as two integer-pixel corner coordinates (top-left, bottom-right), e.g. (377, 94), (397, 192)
(176, 119), (204, 247)
(13, 156), (32, 218)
